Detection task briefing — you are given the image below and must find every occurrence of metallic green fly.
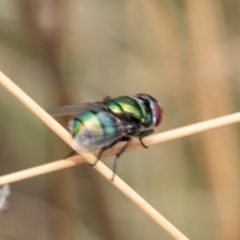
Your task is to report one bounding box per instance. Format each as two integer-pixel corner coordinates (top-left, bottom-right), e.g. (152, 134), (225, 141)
(48, 93), (162, 180)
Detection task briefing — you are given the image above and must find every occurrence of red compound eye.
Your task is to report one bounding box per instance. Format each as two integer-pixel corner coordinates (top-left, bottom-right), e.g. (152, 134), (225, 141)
(153, 103), (162, 126)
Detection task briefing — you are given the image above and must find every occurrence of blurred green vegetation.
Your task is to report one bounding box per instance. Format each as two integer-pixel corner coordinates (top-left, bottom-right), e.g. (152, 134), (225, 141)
(0, 1), (240, 240)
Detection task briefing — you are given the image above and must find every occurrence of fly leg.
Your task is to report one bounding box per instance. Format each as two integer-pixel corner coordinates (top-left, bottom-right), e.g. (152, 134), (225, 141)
(138, 129), (154, 148)
(112, 137), (132, 181)
(91, 147), (107, 167)
(91, 139), (122, 166)
(91, 137), (132, 181)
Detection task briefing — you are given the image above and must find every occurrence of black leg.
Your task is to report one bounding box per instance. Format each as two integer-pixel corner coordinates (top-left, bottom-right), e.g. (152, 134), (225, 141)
(90, 138), (124, 167)
(91, 148), (106, 166)
(89, 137), (132, 181)
(138, 129), (154, 148)
(111, 137), (132, 181)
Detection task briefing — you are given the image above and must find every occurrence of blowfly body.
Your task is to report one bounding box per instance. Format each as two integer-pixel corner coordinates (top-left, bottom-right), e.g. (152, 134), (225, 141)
(48, 94), (162, 179)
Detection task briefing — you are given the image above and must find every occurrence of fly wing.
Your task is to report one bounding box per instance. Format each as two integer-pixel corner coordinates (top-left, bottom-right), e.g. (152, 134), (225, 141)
(47, 102), (106, 116)
(71, 111), (130, 152)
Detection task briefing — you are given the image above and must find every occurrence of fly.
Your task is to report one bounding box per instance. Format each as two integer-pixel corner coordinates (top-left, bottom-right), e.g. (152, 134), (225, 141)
(48, 93), (163, 180)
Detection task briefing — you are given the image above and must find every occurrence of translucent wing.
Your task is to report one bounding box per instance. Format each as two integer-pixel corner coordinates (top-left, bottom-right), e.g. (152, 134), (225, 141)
(71, 110), (131, 152)
(47, 102), (106, 117)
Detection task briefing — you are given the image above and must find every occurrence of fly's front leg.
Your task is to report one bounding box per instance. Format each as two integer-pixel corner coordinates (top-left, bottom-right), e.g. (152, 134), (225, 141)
(138, 129), (154, 148)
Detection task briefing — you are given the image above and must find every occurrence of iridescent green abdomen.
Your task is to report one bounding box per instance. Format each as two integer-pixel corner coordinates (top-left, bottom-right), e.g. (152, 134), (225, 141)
(107, 96), (152, 126)
(69, 108), (126, 152)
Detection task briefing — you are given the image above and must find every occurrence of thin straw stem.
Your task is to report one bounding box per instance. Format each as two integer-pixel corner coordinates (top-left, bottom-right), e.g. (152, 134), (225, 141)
(0, 156), (85, 185)
(1, 110), (240, 186)
(0, 71), (189, 240)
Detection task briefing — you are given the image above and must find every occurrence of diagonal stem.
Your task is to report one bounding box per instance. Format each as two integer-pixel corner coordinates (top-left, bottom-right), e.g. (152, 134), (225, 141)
(1, 109), (240, 186)
(0, 70), (189, 239)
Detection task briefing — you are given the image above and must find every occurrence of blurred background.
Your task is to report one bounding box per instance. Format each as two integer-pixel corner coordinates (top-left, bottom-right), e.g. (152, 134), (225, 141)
(0, 1), (240, 239)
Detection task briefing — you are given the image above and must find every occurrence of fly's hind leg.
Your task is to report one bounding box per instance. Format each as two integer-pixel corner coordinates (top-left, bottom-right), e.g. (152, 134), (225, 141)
(90, 137), (132, 181)
(90, 139), (122, 167)
(90, 147), (106, 167)
(112, 137), (132, 181)
(138, 129), (154, 148)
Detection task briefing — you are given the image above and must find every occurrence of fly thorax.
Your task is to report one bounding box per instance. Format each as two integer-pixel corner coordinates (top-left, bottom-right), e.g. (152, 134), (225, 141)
(107, 96), (145, 123)
(129, 96), (152, 127)
(107, 101), (122, 117)
(135, 93), (162, 127)
(142, 113), (152, 128)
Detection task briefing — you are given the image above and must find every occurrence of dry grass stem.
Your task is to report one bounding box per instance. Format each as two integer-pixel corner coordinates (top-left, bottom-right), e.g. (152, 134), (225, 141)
(0, 70), (189, 240)
(0, 156), (85, 185)
(1, 109), (240, 185)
